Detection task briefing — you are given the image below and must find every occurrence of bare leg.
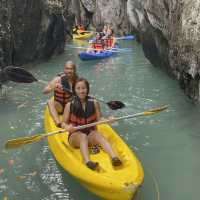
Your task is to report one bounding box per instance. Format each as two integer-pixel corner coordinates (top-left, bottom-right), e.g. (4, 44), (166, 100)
(79, 134), (90, 163)
(69, 132), (99, 170)
(89, 131), (122, 166)
(69, 132), (90, 163)
(89, 131), (116, 158)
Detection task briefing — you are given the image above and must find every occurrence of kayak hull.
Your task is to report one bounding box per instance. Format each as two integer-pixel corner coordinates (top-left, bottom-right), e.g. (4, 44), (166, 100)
(44, 105), (144, 200)
(73, 32), (94, 40)
(79, 50), (116, 61)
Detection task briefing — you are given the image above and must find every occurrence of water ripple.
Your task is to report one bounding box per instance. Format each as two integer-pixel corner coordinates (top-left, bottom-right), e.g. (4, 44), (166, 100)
(39, 146), (72, 200)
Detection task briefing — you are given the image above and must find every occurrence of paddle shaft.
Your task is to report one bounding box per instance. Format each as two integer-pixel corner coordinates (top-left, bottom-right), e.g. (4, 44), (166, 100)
(74, 30), (94, 34)
(66, 46), (130, 53)
(38, 80), (48, 84)
(4, 105), (167, 149)
(43, 108), (166, 138)
(115, 35), (135, 40)
(72, 46), (120, 53)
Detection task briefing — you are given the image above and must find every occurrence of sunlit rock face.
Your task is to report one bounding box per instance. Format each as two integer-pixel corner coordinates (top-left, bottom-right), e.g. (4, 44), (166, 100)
(127, 0), (200, 101)
(0, 0), (74, 70)
(72, 0), (133, 34)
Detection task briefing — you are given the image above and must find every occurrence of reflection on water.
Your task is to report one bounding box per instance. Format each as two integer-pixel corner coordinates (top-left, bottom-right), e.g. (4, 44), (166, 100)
(40, 146), (72, 200)
(1, 40), (200, 200)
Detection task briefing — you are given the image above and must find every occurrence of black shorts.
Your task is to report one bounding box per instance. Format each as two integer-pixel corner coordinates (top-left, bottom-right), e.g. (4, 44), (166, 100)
(68, 127), (95, 142)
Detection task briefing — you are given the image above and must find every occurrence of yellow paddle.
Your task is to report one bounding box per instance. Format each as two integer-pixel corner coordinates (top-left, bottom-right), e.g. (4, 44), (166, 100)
(5, 105), (168, 149)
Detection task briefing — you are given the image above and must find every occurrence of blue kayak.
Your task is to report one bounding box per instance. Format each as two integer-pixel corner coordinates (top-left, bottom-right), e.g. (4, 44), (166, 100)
(79, 49), (117, 61)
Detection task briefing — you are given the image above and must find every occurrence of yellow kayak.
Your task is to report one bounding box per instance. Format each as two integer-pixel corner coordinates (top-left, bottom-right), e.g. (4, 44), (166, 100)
(73, 31), (94, 40)
(44, 105), (144, 200)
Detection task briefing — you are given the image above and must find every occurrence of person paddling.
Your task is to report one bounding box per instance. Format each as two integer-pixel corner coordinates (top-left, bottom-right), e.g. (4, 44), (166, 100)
(73, 24), (86, 35)
(87, 32), (104, 53)
(103, 28), (116, 49)
(62, 77), (122, 170)
(43, 61), (77, 127)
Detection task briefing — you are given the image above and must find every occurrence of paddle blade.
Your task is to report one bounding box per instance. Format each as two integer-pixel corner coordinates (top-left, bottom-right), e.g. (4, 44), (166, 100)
(143, 105), (168, 116)
(5, 135), (43, 149)
(107, 101), (125, 110)
(3, 66), (38, 83)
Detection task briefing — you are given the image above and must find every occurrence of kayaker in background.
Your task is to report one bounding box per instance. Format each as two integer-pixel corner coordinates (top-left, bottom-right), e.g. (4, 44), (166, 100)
(102, 24), (108, 37)
(87, 32), (105, 53)
(77, 24), (85, 31)
(72, 26), (79, 34)
(62, 77), (122, 170)
(73, 24), (86, 35)
(103, 28), (116, 49)
(43, 61), (78, 128)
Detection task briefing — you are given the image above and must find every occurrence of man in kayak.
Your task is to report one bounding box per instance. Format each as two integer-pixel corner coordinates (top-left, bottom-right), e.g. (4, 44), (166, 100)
(103, 28), (116, 49)
(43, 61), (78, 127)
(62, 77), (122, 170)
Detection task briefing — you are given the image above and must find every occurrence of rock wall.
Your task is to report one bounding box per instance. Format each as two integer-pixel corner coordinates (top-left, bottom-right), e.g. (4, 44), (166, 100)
(127, 0), (200, 101)
(0, 0), (13, 68)
(71, 0), (133, 34)
(0, 0), (74, 69)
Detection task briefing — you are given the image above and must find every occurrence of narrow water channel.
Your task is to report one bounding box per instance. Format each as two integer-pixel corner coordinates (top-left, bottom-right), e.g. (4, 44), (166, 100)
(0, 39), (200, 200)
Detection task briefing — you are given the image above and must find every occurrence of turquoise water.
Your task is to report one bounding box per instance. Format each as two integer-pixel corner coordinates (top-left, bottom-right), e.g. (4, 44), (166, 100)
(0, 39), (200, 200)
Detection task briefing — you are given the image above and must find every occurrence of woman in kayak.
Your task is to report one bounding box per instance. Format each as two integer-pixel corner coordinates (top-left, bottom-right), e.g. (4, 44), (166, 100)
(43, 61), (78, 127)
(62, 77), (122, 170)
(87, 32), (105, 53)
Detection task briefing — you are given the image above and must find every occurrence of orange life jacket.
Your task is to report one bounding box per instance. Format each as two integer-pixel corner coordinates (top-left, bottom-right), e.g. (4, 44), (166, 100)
(92, 39), (104, 50)
(78, 25), (85, 31)
(54, 75), (73, 106)
(69, 98), (97, 134)
(104, 37), (114, 48)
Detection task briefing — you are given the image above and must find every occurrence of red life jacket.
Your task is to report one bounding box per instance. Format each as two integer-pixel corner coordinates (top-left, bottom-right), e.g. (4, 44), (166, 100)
(54, 75), (73, 106)
(69, 98), (97, 134)
(92, 39), (104, 50)
(104, 37), (114, 48)
(78, 25), (85, 31)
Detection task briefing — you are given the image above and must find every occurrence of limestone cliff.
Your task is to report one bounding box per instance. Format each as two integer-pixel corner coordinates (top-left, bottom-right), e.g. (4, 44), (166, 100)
(127, 0), (200, 100)
(0, 0), (74, 69)
(71, 0), (133, 34)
